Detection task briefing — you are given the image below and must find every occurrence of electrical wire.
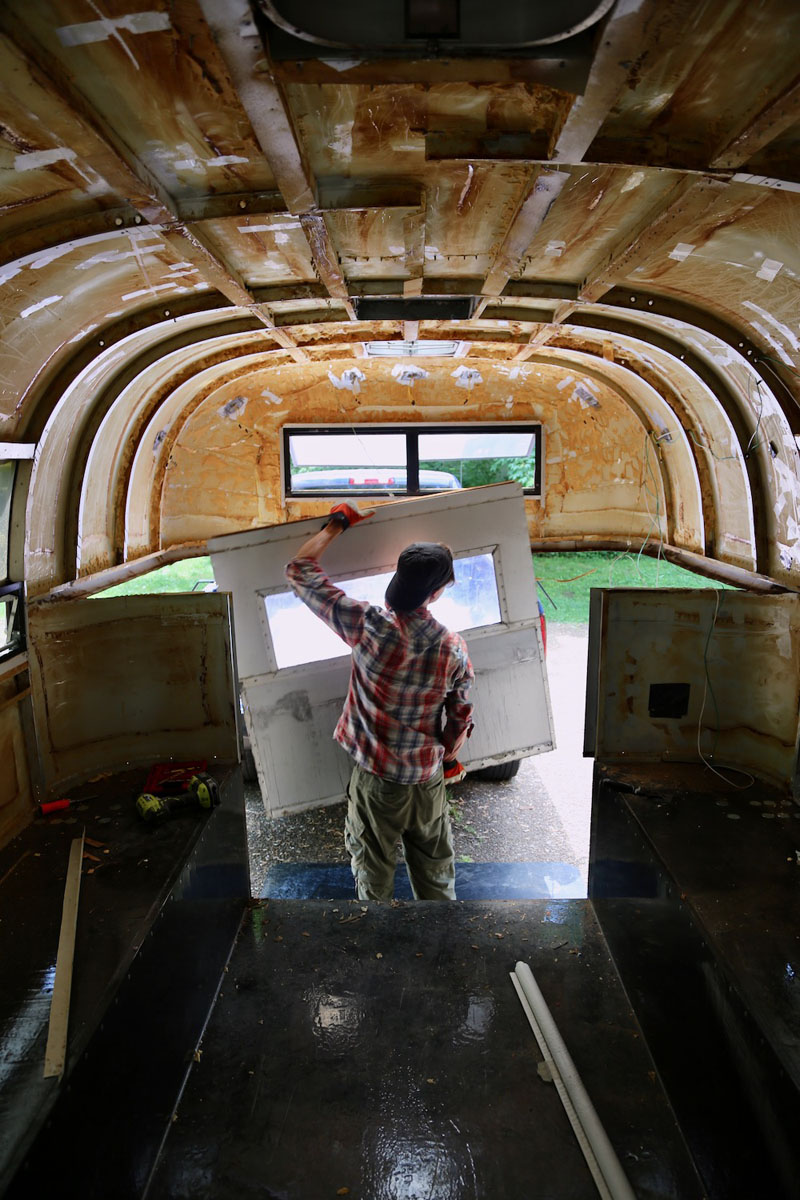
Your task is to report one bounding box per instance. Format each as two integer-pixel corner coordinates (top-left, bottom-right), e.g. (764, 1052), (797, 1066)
(696, 589), (755, 790)
(686, 427), (741, 463)
(745, 374), (766, 457)
(638, 431), (666, 583)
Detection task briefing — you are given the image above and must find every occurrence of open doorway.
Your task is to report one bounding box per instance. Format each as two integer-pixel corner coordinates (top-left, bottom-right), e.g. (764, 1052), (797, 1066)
(96, 526), (729, 901)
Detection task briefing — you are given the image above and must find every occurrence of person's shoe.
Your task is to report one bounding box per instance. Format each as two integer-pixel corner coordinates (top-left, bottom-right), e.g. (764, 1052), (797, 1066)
(443, 759), (467, 784)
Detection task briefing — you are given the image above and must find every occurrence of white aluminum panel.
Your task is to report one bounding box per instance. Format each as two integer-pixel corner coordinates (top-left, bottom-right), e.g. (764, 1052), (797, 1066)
(210, 483), (554, 817)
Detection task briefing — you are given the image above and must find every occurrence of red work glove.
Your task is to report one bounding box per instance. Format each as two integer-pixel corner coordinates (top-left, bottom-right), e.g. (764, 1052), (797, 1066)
(326, 503), (373, 530)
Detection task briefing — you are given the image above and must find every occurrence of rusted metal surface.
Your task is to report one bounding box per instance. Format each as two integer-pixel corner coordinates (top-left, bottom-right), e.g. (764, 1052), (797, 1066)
(74, 331), (272, 579)
(27, 593), (239, 792)
(0, 0), (798, 598)
(592, 588), (800, 789)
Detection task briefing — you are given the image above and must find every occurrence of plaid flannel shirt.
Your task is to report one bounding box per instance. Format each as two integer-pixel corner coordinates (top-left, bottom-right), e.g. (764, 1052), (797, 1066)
(285, 556), (474, 784)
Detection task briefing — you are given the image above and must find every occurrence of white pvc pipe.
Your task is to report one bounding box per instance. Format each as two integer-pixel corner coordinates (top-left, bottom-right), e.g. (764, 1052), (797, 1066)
(513, 961), (637, 1200)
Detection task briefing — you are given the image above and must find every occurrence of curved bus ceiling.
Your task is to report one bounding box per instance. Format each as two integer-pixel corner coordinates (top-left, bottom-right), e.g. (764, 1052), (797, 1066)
(1, 0), (799, 597)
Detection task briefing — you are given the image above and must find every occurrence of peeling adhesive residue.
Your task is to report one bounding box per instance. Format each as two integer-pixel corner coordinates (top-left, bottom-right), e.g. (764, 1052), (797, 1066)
(20, 296), (61, 318)
(391, 364), (429, 386)
(742, 301), (799, 353)
(451, 366), (483, 390)
(57, 11), (170, 46)
(572, 383), (600, 408)
(756, 258), (783, 282)
(328, 368), (366, 393)
(261, 389), (283, 405)
(620, 170), (646, 193)
(219, 395), (248, 420)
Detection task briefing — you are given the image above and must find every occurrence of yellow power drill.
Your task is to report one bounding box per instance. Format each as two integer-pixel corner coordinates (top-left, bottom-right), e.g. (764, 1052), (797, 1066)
(135, 773), (220, 823)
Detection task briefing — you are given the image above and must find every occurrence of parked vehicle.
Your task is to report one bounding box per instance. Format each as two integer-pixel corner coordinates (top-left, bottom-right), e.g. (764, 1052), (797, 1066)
(290, 468), (460, 493)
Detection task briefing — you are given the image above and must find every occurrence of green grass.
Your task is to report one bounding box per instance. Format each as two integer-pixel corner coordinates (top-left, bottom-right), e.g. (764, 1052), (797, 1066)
(94, 548), (730, 625)
(534, 550), (730, 625)
(93, 556), (215, 597)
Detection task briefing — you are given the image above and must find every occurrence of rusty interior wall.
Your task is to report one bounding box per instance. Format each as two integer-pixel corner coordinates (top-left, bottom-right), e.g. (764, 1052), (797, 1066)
(26, 592), (239, 795)
(77, 328), (272, 578)
(1, 0), (800, 602)
(594, 589), (800, 789)
(154, 359), (666, 549)
(0, 660), (34, 848)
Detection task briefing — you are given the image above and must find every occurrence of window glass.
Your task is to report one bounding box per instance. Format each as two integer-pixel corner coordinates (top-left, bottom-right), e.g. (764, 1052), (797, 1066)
(419, 430), (537, 490)
(284, 426), (540, 497)
(266, 553), (500, 669)
(0, 585), (23, 658)
(0, 597), (10, 651)
(0, 461), (15, 584)
(288, 432), (408, 495)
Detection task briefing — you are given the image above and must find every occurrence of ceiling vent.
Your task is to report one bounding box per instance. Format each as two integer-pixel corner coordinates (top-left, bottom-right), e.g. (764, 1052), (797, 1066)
(365, 340), (461, 357)
(259, 1), (615, 50)
(353, 297), (476, 321)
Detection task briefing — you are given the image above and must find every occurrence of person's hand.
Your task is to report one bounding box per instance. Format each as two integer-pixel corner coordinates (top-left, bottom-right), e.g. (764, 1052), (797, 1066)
(326, 503), (374, 529)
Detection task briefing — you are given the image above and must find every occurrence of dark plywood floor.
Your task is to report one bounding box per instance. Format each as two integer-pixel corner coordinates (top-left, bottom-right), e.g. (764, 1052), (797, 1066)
(149, 899), (703, 1200)
(0, 769), (248, 1198)
(590, 770), (800, 1200)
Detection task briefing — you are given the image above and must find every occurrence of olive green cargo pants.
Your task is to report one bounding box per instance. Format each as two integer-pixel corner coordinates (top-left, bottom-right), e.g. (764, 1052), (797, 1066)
(344, 763), (456, 901)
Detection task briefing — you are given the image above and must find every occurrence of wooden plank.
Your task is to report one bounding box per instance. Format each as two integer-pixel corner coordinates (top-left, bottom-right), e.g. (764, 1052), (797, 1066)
(298, 214), (356, 318)
(43, 832), (84, 1079)
(482, 170), (568, 297)
(711, 75), (800, 169)
(0, 686), (31, 716)
(197, 0), (316, 215)
(0, 654), (28, 684)
(552, 0), (669, 163)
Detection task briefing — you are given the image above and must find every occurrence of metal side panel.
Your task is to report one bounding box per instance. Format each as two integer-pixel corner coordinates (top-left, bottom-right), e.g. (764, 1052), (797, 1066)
(27, 593), (240, 794)
(592, 588), (800, 788)
(242, 619), (553, 818)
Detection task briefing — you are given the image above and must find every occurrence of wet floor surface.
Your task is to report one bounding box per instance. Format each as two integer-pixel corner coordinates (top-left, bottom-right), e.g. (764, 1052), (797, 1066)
(149, 899), (703, 1200)
(0, 769), (248, 1197)
(590, 765), (800, 1199)
(245, 626), (593, 898)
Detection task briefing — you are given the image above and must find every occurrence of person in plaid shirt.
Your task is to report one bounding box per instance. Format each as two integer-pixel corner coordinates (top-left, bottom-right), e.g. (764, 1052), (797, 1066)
(285, 504), (474, 901)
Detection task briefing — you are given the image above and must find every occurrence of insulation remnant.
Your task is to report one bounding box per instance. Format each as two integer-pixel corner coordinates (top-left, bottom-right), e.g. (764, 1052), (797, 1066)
(56, 12), (171, 46)
(219, 396), (248, 420)
(452, 366), (483, 390)
(755, 258), (784, 282)
(328, 368), (367, 393)
(391, 364), (429, 386)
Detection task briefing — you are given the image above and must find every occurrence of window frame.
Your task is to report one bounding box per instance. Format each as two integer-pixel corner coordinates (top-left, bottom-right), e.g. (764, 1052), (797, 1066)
(282, 422), (542, 500)
(0, 582), (25, 664)
(257, 545), (505, 673)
